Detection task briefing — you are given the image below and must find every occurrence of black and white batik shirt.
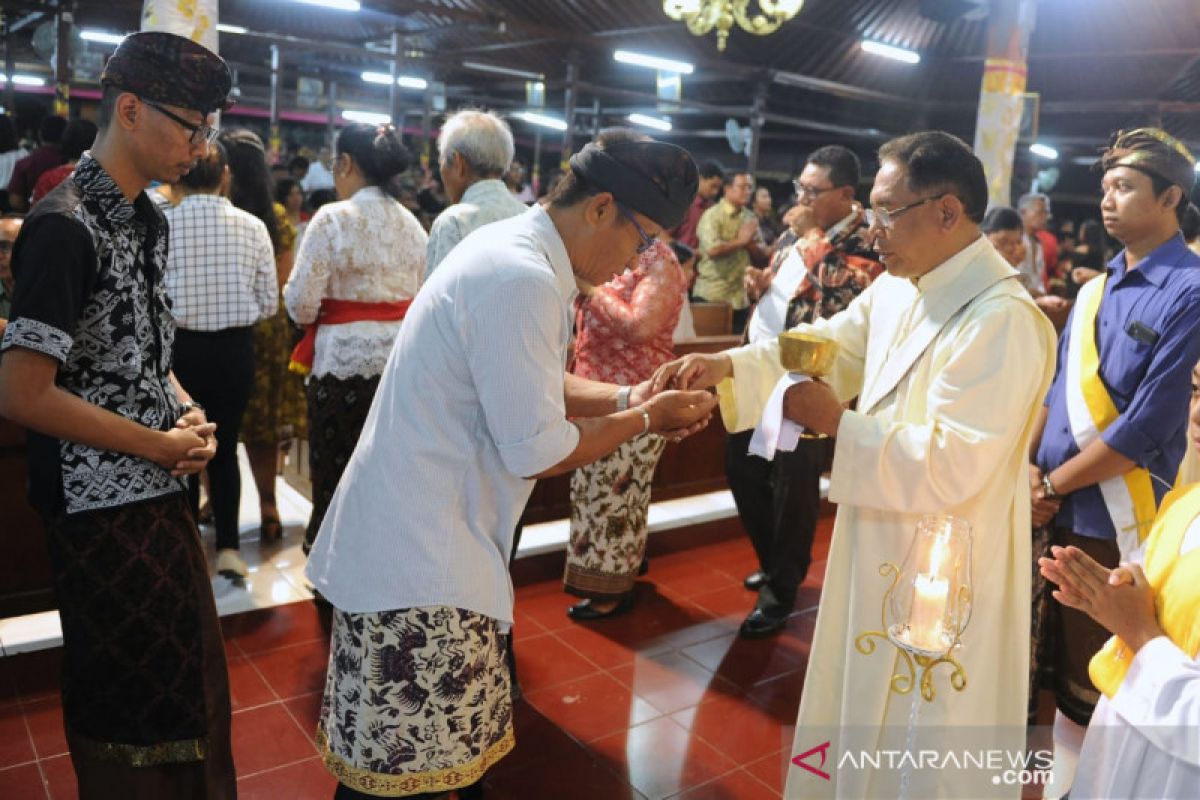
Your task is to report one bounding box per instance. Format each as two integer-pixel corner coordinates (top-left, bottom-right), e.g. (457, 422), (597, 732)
(1, 153), (186, 515)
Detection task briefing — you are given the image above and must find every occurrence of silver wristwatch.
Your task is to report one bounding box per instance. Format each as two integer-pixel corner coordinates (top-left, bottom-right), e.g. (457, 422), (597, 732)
(1041, 473), (1059, 499)
(616, 385), (632, 412)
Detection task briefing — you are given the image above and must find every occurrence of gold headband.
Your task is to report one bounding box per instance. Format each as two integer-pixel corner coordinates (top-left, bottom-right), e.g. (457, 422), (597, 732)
(1113, 127), (1195, 164)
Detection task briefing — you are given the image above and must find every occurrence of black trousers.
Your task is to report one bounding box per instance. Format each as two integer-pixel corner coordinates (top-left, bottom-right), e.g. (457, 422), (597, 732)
(724, 429), (825, 612)
(173, 326), (256, 552)
(731, 306), (751, 335)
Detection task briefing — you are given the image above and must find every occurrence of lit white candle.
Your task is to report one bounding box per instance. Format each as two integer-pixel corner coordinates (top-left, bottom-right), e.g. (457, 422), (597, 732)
(909, 573), (949, 652)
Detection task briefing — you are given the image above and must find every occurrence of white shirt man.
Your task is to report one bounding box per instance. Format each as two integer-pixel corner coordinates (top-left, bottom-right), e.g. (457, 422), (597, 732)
(306, 206), (582, 619)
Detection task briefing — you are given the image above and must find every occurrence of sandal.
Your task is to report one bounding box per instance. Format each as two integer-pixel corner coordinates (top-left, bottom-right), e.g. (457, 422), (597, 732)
(260, 514), (284, 542)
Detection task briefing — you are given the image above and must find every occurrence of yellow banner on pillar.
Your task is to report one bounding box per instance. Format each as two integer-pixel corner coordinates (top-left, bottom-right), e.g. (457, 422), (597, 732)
(140, 0), (218, 53)
(973, 58), (1027, 208)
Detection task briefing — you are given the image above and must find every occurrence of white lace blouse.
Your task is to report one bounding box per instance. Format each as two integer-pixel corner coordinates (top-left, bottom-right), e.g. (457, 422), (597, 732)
(284, 186), (427, 379)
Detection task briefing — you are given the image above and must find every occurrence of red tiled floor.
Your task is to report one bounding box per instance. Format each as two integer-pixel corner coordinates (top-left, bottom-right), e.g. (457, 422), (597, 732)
(237, 756), (337, 799)
(23, 699), (68, 760)
(511, 607), (548, 643)
(609, 651), (738, 716)
(648, 561), (743, 599)
(249, 638), (331, 700)
(591, 716), (738, 800)
(679, 632), (807, 690)
(2, 512), (833, 798)
(222, 602), (331, 655)
(231, 703), (320, 777)
(552, 623), (643, 670)
(487, 699), (598, 780)
(744, 749), (788, 795)
(227, 656), (277, 711)
(485, 743), (647, 800)
(671, 692), (791, 766)
(514, 632), (603, 692)
(673, 767), (781, 799)
(525, 671), (660, 743)
(688, 583), (764, 619)
(40, 753), (77, 800)
(513, 584), (580, 633)
(0, 704), (34, 769)
(5, 649), (61, 705)
(591, 589), (738, 655)
(743, 668), (805, 723)
(0, 762), (47, 800)
(283, 691), (324, 745)
(0, 658), (21, 710)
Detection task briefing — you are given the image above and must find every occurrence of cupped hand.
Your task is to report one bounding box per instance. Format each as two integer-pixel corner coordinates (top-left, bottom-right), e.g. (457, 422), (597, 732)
(644, 389), (718, 437)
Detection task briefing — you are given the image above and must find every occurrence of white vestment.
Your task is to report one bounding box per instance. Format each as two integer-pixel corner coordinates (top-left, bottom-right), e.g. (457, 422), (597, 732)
(720, 236), (1057, 798)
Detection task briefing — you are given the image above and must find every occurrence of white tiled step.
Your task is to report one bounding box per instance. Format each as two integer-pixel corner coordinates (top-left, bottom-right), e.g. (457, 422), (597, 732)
(0, 445), (829, 657)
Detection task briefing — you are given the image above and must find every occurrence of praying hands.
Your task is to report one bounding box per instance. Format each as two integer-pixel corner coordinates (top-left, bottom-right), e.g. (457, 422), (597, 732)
(1038, 544), (1165, 654)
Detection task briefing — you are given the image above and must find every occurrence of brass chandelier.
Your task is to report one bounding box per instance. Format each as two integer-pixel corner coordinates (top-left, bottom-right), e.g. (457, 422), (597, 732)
(662, 0), (805, 52)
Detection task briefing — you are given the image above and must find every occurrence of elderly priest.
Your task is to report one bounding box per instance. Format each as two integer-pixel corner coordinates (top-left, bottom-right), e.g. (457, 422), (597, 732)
(653, 131), (1057, 798)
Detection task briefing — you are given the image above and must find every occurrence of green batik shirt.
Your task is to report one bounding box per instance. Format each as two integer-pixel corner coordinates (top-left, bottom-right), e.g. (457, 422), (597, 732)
(693, 198), (756, 310)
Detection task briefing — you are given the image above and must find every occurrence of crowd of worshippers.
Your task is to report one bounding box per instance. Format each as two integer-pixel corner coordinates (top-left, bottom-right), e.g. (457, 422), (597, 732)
(2, 30), (1200, 800)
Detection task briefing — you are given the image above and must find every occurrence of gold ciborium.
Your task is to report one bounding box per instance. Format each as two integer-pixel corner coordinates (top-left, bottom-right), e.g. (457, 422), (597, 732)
(778, 331), (839, 376)
(777, 331), (839, 438)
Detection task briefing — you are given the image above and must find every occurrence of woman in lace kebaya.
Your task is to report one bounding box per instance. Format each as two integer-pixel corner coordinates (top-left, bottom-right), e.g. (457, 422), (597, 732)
(284, 124), (426, 552)
(563, 236), (687, 619)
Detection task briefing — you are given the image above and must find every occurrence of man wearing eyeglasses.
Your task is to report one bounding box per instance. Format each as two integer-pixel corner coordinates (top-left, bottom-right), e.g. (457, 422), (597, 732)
(0, 32), (236, 797)
(694, 171), (769, 333)
(653, 131), (1057, 798)
(727, 145), (882, 639)
(304, 132), (718, 797)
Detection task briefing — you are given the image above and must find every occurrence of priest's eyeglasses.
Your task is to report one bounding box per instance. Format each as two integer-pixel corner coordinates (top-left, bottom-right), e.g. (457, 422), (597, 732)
(142, 99), (219, 146)
(870, 194), (946, 230)
(617, 203), (657, 255)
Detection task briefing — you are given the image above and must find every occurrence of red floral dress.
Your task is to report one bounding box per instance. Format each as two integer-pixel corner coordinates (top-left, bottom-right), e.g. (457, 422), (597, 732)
(564, 241), (688, 600)
(572, 240), (686, 384)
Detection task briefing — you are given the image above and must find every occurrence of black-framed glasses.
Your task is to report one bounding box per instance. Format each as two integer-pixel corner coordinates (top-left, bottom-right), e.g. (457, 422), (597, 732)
(870, 194), (947, 230)
(617, 202), (657, 255)
(0, 241), (13, 253)
(793, 180), (837, 201)
(142, 99), (218, 146)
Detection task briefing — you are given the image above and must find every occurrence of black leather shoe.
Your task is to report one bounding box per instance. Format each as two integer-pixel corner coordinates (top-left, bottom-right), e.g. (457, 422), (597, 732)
(743, 570), (767, 591)
(638, 557), (650, 576)
(738, 606), (788, 638)
(567, 594), (634, 621)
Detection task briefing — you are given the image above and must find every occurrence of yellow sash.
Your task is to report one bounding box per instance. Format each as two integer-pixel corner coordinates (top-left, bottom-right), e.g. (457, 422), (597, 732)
(1090, 483), (1200, 698)
(1065, 275), (1159, 554)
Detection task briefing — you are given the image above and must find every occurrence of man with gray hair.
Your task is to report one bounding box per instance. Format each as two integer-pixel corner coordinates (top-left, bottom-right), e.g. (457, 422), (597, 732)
(426, 108), (528, 275)
(1017, 191), (1050, 295)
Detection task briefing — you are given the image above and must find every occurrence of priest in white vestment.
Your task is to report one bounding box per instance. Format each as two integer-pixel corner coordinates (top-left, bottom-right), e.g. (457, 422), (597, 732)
(653, 131), (1057, 798)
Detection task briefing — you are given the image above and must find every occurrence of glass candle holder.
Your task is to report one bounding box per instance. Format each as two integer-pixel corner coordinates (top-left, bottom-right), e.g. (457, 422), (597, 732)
(885, 514), (973, 658)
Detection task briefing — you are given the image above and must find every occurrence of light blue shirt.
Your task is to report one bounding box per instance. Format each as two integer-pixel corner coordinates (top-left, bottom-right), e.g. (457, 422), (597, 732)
(306, 206), (581, 623)
(425, 178), (530, 278)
